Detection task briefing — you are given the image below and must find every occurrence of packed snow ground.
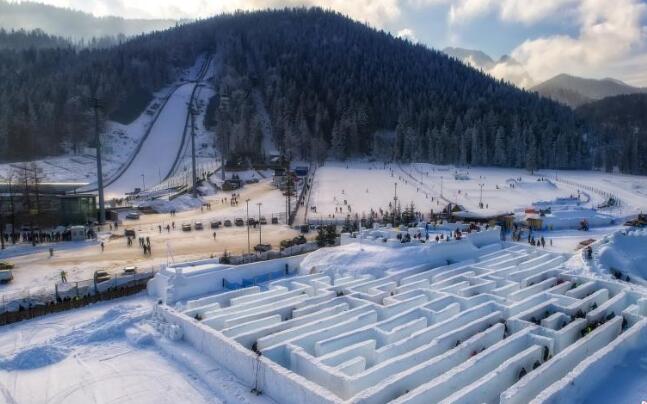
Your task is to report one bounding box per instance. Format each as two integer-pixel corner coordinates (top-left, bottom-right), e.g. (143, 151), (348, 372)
(0, 294), (273, 404)
(0, 180), (299, 297)
(308, 162), (646, 222)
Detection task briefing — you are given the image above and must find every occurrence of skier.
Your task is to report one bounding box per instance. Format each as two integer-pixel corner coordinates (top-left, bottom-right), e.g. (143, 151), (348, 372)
(213, 231), (217, 240)
(100, 242), (105, 252)
(540, 236), (546, 248)
(60, 270), (67, 283)
(49, 247), (54, 258)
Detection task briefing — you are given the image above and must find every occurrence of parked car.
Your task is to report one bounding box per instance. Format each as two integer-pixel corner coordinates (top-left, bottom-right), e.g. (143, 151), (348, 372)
(247, 218), (257, 226)
(224, 219), (233, 227)
(254, 243), (272, 252)
(124, 229), (136, 238)
(194, 221), (204, 230)
(210, 220), (222, 229)
(0, 269), (13, 283)
(293, 235), (307, 245)
(93, 270), (111, 283)
(182, 223), (192, 232)
(122, 266), (137, 275)
(259, 216), (267, 225)
(125, 212), (140, 220)
(235, 218), (245, 227)
(271, 217), (279, 224)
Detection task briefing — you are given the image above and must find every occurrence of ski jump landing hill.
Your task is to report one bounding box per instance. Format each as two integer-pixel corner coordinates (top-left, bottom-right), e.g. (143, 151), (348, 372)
(86, 55), (216, 199)
(147, 228), (647, 404)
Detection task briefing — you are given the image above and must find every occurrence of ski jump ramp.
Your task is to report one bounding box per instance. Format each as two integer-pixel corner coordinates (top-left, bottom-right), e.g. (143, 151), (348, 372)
(149, 228), (647, 403)
(99, 55), (214, 199)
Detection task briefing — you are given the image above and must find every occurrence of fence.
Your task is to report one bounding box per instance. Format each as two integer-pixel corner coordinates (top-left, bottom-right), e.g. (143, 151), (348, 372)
(147, 160), (221, 195)
(221, 241), (319, 267)
(553, 177), (623, 209)
(0, 268), (158, 323)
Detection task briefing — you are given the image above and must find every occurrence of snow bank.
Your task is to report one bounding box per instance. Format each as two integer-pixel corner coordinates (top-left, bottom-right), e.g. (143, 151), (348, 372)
(302, 228), (502, 278)
(0, 302), (149, 371)
(596, 229), (647, 284)
(137, 194), (204, 213)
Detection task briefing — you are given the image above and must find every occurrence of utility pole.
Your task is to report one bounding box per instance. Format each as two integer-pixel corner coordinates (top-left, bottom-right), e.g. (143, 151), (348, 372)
(141, 174), (146, 191)
(393, 182), (398, 226)
(479, 183), (485, 208)
(8, 174), (15, 244)
(190, 104), (198, 198)
(257, 202), (262, 245)
(0, 175), (4, 250)
(246, 199), (251, 254)
(90, 98), (106, 224)
(440, 176), (444, 198)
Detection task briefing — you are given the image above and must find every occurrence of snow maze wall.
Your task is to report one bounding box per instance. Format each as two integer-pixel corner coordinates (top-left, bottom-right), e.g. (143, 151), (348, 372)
(152, 236), (647, 403)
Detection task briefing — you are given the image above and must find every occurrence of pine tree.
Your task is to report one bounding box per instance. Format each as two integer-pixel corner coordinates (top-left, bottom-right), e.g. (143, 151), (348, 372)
(494, 126), (506, 166)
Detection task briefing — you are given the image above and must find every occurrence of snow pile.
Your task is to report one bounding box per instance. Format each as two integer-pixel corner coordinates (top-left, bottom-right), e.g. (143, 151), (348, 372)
(0, 302), (149, 371)
(597, 229), (647, 284)
(300, 229), (500, 278)
(530, 205), (616, 230)
(0, 345), (69, 371)
(137, 194), (204, 213)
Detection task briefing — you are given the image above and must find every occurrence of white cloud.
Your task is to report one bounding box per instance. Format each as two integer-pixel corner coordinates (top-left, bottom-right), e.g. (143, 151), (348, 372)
(449, 0), (492, 24)
(396, 27), (417, 42)
(37, 0), (402, 27)
(449, 0), (579, 25)
(511, 0), (647, 82)
(489, 60), (535, 88)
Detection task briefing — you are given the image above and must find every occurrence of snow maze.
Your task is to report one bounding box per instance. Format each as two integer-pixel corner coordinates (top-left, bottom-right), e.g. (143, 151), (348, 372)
(153, 238), (647, 403)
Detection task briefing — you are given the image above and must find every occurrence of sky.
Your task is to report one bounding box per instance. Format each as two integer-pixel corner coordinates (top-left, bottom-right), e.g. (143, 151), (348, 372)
(33, 0), (647, 87)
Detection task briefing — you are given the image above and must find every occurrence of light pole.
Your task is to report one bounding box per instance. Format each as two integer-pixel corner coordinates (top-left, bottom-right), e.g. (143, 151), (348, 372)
(91, 97), (106, 224)
(246, 198), (251, 254)
(257, 202), (262, 245)
(440, 176), (444, 198)
(479, 183), (484, 208)
(141, 174), (146, 191)
(189, 103), (197, 198)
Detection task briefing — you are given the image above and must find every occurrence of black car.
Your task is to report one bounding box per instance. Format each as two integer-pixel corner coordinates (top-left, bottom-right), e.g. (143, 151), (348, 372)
(210, 220), (221, 229)
(224, 219), (233, 227)
(235, 218), (245, 227)
(254, 243), (272, 252)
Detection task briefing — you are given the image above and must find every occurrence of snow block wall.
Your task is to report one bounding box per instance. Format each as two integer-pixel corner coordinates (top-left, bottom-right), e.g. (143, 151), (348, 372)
(147, 254), (307, 304)
(152, 236), (647, 403)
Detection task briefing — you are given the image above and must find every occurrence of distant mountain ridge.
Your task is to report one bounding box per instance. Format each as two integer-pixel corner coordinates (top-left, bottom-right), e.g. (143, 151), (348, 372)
(0, 0), (179, 40)
(531, 74), (647, 108)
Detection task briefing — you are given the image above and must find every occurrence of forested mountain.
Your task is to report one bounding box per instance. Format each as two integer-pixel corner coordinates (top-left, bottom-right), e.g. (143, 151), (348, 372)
(531, 74), (647, 108)
(0, 28), (71, 50)
(0, 8), (594, 172)
(0, 0), (177, 40)
(576, 94), (647, 174)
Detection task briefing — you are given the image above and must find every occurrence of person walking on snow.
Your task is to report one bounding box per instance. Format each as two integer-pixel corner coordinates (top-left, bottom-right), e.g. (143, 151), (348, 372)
(100, 242), (104, 252)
